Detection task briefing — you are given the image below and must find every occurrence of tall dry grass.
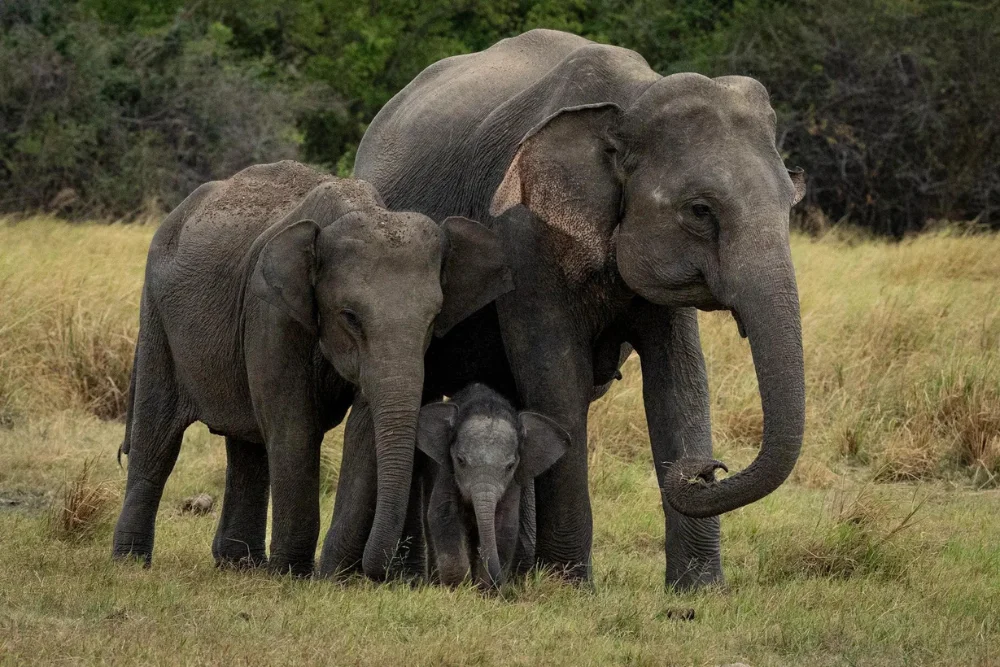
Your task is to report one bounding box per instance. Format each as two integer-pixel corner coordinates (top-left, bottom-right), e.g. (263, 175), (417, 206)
(2, 217), (999, 488)
(0, 218), (152, 420)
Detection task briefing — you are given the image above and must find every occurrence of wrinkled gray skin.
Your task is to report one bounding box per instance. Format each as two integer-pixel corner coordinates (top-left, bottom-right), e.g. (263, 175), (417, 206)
(112, 161), (511, 577)
(335, 29), (806, 590)
(416, 383), (568, 588)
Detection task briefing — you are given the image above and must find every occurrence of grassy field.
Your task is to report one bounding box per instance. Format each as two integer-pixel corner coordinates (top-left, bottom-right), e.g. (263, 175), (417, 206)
(1, 217), (999, 666)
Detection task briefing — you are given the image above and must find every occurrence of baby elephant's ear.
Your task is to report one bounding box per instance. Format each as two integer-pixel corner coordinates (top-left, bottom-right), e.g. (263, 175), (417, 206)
(416, 402), (459, 466)
(435, 216), (514, 337)
(250, 219), (320, 335)
(517, 412), (571, 483)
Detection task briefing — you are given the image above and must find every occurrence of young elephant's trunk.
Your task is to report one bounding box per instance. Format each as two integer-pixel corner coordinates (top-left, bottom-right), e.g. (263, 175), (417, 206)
(361, 360), (424, 580)
(471, 488), (503, 587)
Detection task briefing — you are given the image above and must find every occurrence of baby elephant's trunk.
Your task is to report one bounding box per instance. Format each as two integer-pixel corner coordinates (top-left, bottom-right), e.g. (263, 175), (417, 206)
(472, 488), (503, 587)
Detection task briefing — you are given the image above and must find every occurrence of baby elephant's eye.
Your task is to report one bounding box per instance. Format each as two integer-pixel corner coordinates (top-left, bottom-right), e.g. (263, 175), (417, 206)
(455, 454), (467, 467)
(506, 459), (517, 472)
(340, 309), (363, 333)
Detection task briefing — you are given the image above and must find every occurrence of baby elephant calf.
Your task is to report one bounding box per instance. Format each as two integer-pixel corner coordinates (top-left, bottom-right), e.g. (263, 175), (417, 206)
(416, 383), (570, 587)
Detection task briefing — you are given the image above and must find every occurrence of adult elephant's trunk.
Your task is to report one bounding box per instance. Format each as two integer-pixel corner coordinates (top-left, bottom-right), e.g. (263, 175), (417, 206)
(662, 239), (805, 518)
(361, 359), (424, 580)
(471, 487), (503, 587)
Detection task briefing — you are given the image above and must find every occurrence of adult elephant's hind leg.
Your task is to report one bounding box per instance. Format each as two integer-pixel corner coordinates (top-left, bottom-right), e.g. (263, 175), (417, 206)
(213, 437), (269, 568)
(113, 315), (192, 565)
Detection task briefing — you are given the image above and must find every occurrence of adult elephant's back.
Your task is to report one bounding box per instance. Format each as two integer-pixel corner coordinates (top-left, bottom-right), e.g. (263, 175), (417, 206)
(354, 29), (657, 222)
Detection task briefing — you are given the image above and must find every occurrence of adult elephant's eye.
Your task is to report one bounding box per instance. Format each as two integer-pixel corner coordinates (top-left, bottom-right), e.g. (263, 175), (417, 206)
(341, 309), (363, 334)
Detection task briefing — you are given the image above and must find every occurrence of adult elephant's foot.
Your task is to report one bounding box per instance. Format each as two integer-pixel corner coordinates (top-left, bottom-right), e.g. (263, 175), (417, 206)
(666, 557), (725, 592)
(112, 530), (153, 567)
(664, 507), (725, 592)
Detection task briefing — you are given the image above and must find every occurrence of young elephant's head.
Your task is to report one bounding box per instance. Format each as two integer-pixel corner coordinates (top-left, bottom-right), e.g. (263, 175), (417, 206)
(251, 183), (513, 579)
(417, 386), (570, 586)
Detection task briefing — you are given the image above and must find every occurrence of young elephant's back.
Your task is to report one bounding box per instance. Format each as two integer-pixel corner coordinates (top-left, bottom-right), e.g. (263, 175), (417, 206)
(143, 161), (335, 431)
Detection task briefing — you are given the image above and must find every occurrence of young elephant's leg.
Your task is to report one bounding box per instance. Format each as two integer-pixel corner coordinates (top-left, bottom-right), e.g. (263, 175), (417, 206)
(319, 398), (377, 578)
(427, 475), (470, 587)
(266, 426), (323, 577)
(113, 317), (192, 565)
(212, 437), (269, 568)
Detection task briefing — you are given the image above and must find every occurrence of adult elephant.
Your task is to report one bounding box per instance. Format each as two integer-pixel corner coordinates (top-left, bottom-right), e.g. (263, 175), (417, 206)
(323, 29), (806, 589)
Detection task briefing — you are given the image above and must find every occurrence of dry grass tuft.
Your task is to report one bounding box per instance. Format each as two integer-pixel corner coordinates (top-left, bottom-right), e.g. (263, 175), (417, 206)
(44, 304), (135, 420)
(789, 458), (840, 489)
(764, 484), (927, 582)
(873, 426), (941, 482)
(935, 375), (1000, 482)
(0, 368), (19, 428)
(50, 458), (117, 541)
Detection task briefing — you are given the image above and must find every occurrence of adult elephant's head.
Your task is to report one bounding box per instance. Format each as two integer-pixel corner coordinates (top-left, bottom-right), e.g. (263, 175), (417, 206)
(254, 194), (512, 578)
(490, 73), (806, 519)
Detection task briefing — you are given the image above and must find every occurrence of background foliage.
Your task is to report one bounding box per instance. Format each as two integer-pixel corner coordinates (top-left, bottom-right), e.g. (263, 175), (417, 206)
(1, 0), (997, 234)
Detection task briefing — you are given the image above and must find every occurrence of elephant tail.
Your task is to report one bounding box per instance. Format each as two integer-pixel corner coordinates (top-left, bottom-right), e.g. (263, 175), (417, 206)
(118, 344), (139, 468)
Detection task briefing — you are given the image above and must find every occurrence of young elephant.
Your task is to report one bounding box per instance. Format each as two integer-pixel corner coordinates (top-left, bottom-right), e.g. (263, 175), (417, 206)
(416, 383), (570, 587)
(113, 161), (511, 577)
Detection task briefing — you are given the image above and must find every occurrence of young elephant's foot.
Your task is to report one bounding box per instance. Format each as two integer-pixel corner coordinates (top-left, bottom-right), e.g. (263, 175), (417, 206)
(266, 553), (314, 578)
(213, 534), (267, 570)
(214, 551), (268, 570)
(112, 531), (154, 567)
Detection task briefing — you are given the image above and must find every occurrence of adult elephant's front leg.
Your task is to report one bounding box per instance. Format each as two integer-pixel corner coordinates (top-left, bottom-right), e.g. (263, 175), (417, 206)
(494, 240), (595, 580)
(630, 301), (723, 591)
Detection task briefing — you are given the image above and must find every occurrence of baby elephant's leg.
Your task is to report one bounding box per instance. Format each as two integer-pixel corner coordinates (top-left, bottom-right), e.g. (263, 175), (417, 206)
(428, 480), (470, 587)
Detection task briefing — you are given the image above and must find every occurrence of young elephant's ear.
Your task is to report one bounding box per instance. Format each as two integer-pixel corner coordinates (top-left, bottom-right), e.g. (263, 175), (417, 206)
(417, 401), (459, 466)
(435, 216), (514, 337)
(517, 411), (571, 483)
(250, 219), (320, 335)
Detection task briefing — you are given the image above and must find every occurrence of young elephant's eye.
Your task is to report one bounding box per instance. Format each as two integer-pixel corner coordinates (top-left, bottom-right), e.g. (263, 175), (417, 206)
(340, 309), (363, 334)
(691, 203), (713, 219)
(455, 454), (467, 467)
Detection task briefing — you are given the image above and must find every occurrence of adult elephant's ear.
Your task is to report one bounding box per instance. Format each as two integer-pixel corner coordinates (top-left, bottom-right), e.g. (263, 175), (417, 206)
(250, 219), (320, 335)
(435, 216), (514, 336)
(490, 103), (625, 251)
(416, 401), (458, 466)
